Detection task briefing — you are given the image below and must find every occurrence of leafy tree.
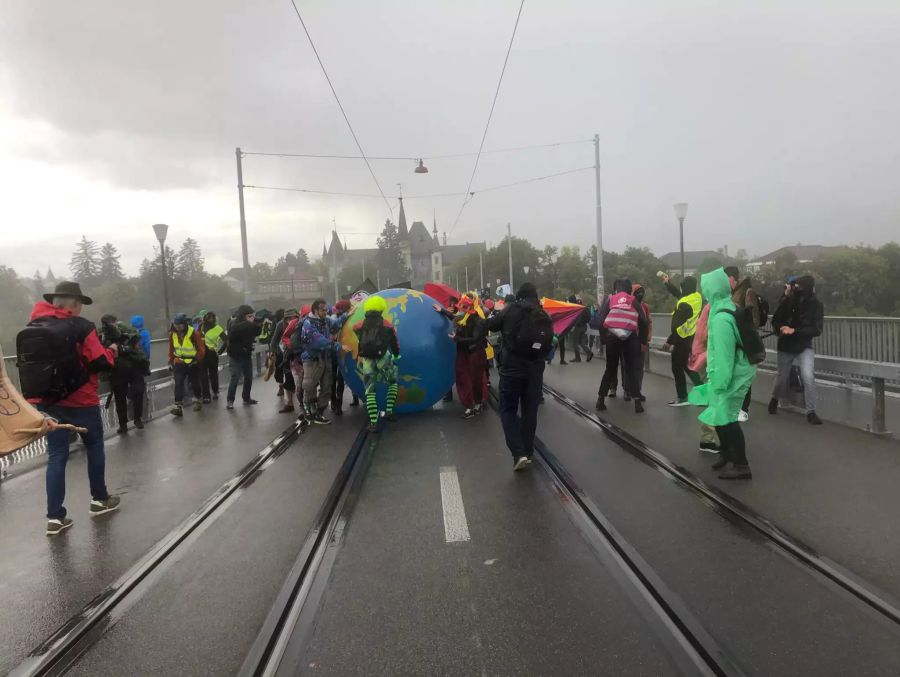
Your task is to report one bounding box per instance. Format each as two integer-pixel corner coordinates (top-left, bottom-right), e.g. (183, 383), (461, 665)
(139, 245), (177, 277)
(0, 266), (32, 352)
(556, 245), (593, 297)
(32, 269), (44, 296)
(697, 257), (724, 275)
(250, 262), (274, 282)
(175, 237), (205, 280)
(69, 236), (100, 282)
(375, 219), (411, 286)
(98, 242), (124, 281)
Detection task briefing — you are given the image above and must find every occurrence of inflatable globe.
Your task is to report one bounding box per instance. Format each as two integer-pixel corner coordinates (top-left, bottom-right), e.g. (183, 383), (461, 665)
(340, 288), (456, 414)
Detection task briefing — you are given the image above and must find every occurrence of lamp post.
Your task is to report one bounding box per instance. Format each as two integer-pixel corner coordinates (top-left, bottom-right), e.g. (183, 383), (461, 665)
(523, 265), (530, 281)
(317, 275), (324, 299)
(674, 202), (689, 280)
(593, 134), (605, 306)
(507, 222), (514, 291)
(287, 265), (296, 302)
(152, 223), (171, 326)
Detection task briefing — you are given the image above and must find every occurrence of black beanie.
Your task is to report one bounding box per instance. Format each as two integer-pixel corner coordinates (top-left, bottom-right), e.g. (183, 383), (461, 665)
(516, 282), (538, 300)
(236, 304), (254, 317)
(681, 276), (697, 294)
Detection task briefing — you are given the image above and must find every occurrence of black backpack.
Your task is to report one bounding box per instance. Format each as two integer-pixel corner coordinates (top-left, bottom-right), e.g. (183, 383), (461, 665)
(725, 308), (767, 365)
(16, 317), (90, 402)
(505, 304), (554, 359)
(756, 296), (770, 327)
(357, 318), (390, 359)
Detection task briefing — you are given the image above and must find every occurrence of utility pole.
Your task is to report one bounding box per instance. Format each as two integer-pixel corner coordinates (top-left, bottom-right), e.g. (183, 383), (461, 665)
(507, 222), (514, 291)
(235, 147), (251, 304)
(331, 234), (339, 302)
(465, 266), (469, 291)
(376, 269), (381, 290)
(593, 134), (605, 305)
(479, 249), (484, 290)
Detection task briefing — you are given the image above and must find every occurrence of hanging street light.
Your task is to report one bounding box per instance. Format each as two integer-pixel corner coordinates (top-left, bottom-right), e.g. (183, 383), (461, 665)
(414, 159), (429, 174)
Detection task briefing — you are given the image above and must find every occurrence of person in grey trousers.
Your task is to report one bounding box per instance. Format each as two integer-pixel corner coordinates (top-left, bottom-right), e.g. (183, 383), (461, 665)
(768, 275), (824, 425)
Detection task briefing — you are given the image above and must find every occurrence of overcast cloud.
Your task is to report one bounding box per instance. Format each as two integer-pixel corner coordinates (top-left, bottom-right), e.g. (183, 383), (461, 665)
(1, 0), (899, 277)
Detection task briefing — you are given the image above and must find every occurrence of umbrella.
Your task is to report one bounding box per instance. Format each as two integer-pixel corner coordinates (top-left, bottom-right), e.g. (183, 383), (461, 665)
(424, 282), (462, 309)
(541, 298), (586, 336)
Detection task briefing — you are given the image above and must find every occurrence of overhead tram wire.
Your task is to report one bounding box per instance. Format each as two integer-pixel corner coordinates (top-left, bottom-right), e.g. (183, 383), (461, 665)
(450, 0), (526, 236)
(286, 0), (393, 217)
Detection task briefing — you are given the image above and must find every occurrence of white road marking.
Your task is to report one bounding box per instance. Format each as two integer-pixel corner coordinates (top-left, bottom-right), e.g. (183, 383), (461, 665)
(439, 466), (471, 543)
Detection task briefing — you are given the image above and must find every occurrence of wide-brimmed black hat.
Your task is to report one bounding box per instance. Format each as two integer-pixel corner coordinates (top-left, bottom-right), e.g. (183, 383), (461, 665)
(44, 281), (93, 305)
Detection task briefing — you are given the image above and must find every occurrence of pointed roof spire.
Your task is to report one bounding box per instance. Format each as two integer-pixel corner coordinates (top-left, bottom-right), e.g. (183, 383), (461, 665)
(322, 241), (328, 258)
(329, 229), (343, 257)
(432, 209), (439, 243)
(397, 198), (408, 238)
(46, 267), (56, 281)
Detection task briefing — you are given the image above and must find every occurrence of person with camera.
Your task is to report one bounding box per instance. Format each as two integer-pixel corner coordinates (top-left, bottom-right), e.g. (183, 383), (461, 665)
(100, 314), (150, 432)
(226, 304), (262, 409)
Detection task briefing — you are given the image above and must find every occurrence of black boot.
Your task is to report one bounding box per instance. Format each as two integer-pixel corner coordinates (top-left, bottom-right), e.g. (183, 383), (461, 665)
(768, 398), (778, 415)
(595, 396), (607, 411)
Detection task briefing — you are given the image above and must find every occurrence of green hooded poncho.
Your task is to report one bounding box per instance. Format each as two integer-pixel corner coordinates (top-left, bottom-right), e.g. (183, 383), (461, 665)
(687, 267), (756, 426)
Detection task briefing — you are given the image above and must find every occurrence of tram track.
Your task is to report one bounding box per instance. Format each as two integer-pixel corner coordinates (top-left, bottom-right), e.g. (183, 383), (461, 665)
(10, 418), (309, 677)
(542, 382), (900, 631)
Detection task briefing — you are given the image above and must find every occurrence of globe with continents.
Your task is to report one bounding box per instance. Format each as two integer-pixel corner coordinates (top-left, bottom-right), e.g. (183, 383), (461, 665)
(339, 288), (455, 414)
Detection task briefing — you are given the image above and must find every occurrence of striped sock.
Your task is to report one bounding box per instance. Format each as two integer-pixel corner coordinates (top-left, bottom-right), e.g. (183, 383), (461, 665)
(366, 391), (378, 424)
(386, 383), (398, 415)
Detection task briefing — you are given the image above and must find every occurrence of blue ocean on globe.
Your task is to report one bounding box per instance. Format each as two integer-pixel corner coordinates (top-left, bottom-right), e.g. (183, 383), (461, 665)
(339, 288), (456, 414)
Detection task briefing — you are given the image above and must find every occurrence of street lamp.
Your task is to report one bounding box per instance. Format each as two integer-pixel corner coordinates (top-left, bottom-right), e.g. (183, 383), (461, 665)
(523, 265), (530, 276)
(287, 265), (296, 302)
(414, 159), (429, 174)
(317, 275), (324, 299)
(151, 223), (171, 326)
(674, 202), (689, 280)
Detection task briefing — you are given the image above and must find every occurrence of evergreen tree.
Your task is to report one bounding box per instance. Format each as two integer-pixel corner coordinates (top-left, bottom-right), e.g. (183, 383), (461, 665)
(175, 237), (205, 280)
(295, 248), (310, 269)
(32, 269), (44, 295)
(98, 242), (124, 281)
(69, 236), (100, 282)
(140, 245), (177, 277)
(375, 219), (411, 286)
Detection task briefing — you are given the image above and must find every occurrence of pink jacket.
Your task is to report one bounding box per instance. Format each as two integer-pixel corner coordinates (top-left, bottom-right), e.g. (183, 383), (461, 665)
(687, 304), (711, 373)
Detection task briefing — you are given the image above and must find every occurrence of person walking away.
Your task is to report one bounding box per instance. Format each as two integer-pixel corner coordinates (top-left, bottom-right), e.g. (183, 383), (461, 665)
(168, 313), (206, 416)
(16, 281), (120, 535)
(568, 295), (592, 363)
(100, 315), (149, 432)
(131, 314), (151, 361)
(594, 279), (648, 414)
(353, 296), (401, 432)
(199, 311), (226, 403)
(226, 304), (261, 409)
(688, 268), (756, 479)
(606, 284), (652, 400)
(273, 308), (299, 413)
(330, 300), (352, 416)
(724, 266), (765, 422)
(486, 282), (555, 471)
(270, 309), (286, 397)
(769, 275), (824, 425)
(660, 273), (703, 406)
(281, 307), (306, 420)
(297, 298), (350, 425)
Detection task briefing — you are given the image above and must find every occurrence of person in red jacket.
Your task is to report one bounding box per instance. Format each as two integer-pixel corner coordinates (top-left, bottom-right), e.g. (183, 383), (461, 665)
(22, 281), (121, 536)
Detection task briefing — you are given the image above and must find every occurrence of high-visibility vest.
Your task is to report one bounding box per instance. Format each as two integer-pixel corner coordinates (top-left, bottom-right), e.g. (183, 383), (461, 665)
(674, 292), (703, 339)
(173, 326), (198, 363)
(203, 324), (224, 351)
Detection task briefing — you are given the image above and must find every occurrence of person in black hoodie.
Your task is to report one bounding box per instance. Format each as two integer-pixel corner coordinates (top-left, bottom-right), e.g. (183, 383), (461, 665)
(568, 295), (592, 362)
(660, 274), (704, 405)
(226, 304), (262, 409)
(769, 275), (825, 424)
(594, 279), (648, 414)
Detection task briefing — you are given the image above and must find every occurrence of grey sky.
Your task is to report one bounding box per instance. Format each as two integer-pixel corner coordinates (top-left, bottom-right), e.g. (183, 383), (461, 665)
(2, 0), (898, 277)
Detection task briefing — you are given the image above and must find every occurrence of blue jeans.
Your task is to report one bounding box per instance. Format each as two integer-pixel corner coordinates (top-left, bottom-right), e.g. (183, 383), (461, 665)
(772, 347), (817, 413)
(227, 354), (254, 403)
(37, 404), (109, 519)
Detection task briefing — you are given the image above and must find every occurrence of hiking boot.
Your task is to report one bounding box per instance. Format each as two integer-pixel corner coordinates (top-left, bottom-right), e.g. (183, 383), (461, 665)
(768, 398), (778, 415)
(90, 496), (121, 517)
(667, 398), (690, 407)
(117, 425), (128, 434)
(46, 517), (74, 536)
(719, 463), (752, 480)
(462, 408), (476, 420)
(312, 412), (331, 425)
(514, 456), (530, 471)
(192, 400), (202, 412)
(243, 399), (258, 406)
(586, 352), (594, 362)
(699, 442), (721, 453)
(711, 456), (728, 471)
(634, 399), (644, 414)
(807, 411), (823, 425)
(134, 418), (144, 430)
(171, 404), (183, 417)
(278, 404), (295, 414)
(738, 410), (750, 422)
(595, 397), (607, 411)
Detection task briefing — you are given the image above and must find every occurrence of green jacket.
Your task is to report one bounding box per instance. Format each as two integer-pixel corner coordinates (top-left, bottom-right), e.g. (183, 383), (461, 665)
(688, 268), (756, 426)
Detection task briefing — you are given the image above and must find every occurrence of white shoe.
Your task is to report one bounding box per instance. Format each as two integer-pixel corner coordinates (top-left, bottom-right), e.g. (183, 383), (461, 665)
(514, 456), (530, 471)
(738, 410), (750, 422)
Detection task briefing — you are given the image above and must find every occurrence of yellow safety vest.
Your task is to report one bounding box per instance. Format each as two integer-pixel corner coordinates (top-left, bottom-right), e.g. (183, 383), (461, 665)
(173, 326), (198, 363)
(203, 324), (224, 351)
(674, 292), (703, 338)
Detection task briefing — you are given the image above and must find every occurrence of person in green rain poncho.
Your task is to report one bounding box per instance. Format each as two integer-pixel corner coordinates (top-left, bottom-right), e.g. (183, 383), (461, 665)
(688, 267), (756, 480)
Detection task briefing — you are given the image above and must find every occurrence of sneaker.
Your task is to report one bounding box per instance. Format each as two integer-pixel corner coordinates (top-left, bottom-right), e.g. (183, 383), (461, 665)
(634, 400), (644, 414)
(134, 418), (144, 429)
(667, 398), (690, 407)
(699, 442), (721, 453)
(595, 397), (607, 411)
(202, 397), (211, 404)
(171, 405), (183, 417)
(768, 398), (778, 415)
(514, 456), (530, 471)
(719, 463), (752, 480)
(226, 402), (234, 410)
(586, 352), (594, 362)
(46, 517), (74, 536)
(192, 401), (202, 412)
(462, 408), (476, 420)
(90, 496), (121, 517)
(711, 456), (729, 471)
(738, 410), (750, 423)
(117, 425), (128, 434)
(243, 399), (258, 406)
(312, 413), (331, 425)
(278, 404), (295, 414)
(807, 411), (823, 425)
